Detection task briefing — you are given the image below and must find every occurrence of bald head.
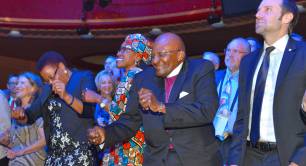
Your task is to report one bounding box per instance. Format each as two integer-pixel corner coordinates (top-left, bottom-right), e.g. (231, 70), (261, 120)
(155, 33), (186, 52)
(152, 33), (186, 77)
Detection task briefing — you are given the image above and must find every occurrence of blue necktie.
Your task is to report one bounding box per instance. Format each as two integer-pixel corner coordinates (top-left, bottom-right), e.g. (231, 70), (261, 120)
(250, 46), (275, 145)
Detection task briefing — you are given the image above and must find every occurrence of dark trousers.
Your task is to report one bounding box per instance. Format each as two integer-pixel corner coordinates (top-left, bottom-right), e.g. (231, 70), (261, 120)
(219, 136), (232, 164)
(165, 150), (183, 166)
(0, 157), (9, 166)
(244, 146), (281, 166)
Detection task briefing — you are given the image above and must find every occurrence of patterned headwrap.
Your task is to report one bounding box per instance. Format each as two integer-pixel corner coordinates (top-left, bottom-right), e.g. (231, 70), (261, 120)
(121, 33), (153, 64)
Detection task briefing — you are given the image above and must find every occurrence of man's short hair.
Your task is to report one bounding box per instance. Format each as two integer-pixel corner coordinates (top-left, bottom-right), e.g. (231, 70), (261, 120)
(281, 0), (299, 34)
(36, 51), (67, 71)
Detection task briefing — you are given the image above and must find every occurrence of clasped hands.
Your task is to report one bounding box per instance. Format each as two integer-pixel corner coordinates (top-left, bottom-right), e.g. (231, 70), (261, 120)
(87, 88), (165, 145)
(138, 88), (165, 113)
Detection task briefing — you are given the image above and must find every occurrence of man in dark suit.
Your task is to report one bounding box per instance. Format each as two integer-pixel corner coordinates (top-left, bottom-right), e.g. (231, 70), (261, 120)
(228, 0), (306, 166)
(88, 32), (222, 166)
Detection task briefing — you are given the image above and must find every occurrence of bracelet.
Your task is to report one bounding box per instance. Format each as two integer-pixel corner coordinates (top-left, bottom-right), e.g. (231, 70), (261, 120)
(69, 95), (74, 106)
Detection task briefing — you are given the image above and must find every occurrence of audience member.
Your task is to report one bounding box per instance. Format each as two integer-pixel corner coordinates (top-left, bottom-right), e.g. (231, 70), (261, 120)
(213, 37), (250, 164)
(3, 74), (18, 109)
(202, 51), (220, 70)
(0, 90), (11, 166)
(3, 72), (46, 166)
(104, 55), (122, 82)
(246, 37), (262, 52)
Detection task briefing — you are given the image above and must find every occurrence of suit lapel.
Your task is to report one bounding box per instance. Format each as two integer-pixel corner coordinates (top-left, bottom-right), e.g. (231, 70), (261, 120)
(153, 75), (165, 102)
(168, 61), (188, 103)
(275, 39), (297, 94)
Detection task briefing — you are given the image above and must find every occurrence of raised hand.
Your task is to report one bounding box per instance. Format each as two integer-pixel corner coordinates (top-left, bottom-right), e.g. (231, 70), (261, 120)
(52, 80), (67, 99)
(138, 88), (165, 113)
(87, 126), (105, 145)
(82, 89), (102, 104)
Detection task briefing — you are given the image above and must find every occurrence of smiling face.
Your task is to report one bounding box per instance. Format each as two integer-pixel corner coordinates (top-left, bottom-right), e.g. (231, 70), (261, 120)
(116, 45), (138, 70)
(39, 62), (68, 84)
(16, 76), (36, 99)
(98, 74), (114, 97)
(152, 33), (185, 78)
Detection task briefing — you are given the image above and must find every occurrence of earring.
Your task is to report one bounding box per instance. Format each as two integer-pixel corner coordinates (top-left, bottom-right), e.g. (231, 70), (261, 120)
(64, 70), (68, 74)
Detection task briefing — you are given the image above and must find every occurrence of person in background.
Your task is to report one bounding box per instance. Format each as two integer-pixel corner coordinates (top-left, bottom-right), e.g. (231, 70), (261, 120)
(87, 32), (221, 166)
(213, 37), (250, 164)
(1, 72), (47, 166)
(291, 32), (304, 41)
(246, 37), (262, 53)
(202, 51), (220, 70)
(3, 74), (18, 109)
(84, 33), (152, 166)
(228, 0), (306, 165)
(11, 51), (97, 166)
(92, 70), (115, 127)
(0, 90), (11, 166)
(104, 55), (123, 83)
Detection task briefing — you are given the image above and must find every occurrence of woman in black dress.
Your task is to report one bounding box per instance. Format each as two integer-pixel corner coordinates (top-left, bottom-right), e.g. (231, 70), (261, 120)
(12, 51), (97, 166)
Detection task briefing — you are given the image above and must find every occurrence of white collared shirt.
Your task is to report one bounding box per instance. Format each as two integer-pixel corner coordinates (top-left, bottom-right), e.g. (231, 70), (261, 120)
(248, 35), (289, 142)
(167, 63), (183, 78)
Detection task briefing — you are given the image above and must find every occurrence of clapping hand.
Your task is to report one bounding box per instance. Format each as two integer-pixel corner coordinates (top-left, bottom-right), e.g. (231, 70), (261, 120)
(82, 89), (101, 104)
(138, 88), (163, 113)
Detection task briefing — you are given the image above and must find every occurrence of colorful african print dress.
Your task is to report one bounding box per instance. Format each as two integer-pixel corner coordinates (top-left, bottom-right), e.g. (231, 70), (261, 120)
(102, 67), (145, 166)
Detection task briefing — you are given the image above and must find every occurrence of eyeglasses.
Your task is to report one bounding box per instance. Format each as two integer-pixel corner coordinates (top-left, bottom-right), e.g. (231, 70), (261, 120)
(224, 48), (247, 54)
(153, 49), (181, 58)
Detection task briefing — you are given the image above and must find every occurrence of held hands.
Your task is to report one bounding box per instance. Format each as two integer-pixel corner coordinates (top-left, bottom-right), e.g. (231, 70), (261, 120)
(87, 126), (105, 145)
(138, 88), (165, 113)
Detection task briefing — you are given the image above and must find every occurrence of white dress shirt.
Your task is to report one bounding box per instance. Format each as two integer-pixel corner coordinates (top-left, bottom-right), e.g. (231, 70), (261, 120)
(248, 35), (289, 142)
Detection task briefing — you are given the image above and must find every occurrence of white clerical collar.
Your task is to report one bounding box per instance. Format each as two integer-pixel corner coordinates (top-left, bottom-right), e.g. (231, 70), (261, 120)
(167, 62), (183, 78)
(263, 34), (289, 53)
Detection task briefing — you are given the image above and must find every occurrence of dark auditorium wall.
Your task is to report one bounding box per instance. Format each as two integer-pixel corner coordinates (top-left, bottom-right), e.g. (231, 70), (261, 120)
(0, 56), (36, 89)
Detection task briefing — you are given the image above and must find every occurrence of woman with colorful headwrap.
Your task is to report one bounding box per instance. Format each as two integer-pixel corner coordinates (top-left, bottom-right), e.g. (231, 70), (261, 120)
(83, 33), (152, 166)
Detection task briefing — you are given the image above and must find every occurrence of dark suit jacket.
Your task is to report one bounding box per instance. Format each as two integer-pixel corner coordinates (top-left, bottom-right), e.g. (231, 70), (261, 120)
(215, 69), (226, 88)
(228, 39), (306, 166)
(25, 69), (96, 146)
(104, 59), (221, 166)
(301, 108), (306, 124)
